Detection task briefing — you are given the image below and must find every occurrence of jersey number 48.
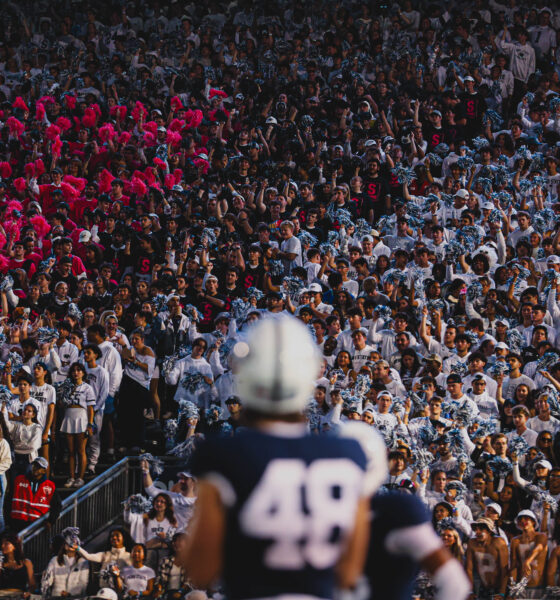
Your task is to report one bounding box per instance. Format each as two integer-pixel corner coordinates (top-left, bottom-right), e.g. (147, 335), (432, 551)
(239, 458), (363, 570)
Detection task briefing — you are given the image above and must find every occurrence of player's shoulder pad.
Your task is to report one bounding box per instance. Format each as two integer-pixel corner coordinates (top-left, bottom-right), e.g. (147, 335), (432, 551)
(371, 492), (430, 529)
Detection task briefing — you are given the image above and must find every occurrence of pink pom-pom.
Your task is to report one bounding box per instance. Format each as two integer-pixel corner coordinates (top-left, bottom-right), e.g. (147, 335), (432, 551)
(35, 103), (46, 121)
(209, 88), (228, 100)
(6, 117), (24, 137)
(91, 104), (101, 117)
(132, 101), (148, 122)
(143, 121), (157, 136)
(118, 131), (131, 145)
(6, 201), (23, 218)
(143, 132), (156, 147)
(98, 123), (116, 143)
(0, 253), (9, 271)
(193, 158), (210, 174)
(64, 95), (77, 110)
(110, 105), (127, 121)
(46, 124), (61, 141)
(38, 96), (55, 105)
(34, 159), (45, 177)
(173, 169), (183, 185)
(24, 163), (35, 178)
(63, 175), (86, 192)
(164, 173), (175, 190)
(169, 118), (185, 132)
(184, 109), (203, 129)
(166, 130), (182, 146)
(56, 116), (72, 131)
(171, 96), (184, 111)
(153, 157), (166, 169)
(144, 168), (156, 186)
(98, 169), (115, 193)
(131, 176), (147, 196)
(12, 97), (29, 112)
(29, 214), (51, 239)
(13, 178), (26, 193)
(0, 163), (12, 179)
(82, 107), (97, 129)
(52, 136), (62, 159)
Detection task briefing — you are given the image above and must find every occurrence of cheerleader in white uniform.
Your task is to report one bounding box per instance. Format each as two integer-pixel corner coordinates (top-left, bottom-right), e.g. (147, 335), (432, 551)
(60, 362), (95, 489)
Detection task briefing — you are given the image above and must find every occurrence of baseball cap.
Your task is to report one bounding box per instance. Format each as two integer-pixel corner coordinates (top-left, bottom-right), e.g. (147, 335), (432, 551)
(78, 230), (91, 243)
(32, 457), (49, 469)
(455, 189), (469, 199)
(370, 230), (382, 238)
(364, 139), (378, 147)
(473, 517), (494, 531)
(547, 255), (560, 264)
(481, 202), (494, 211)
(464, 76), (475, 82)
(308, 283), (323, 293)
(177, 471), (195, 480)
(536, 459), (553, 470)
(431, 110), (442, 117)
(425, 354), (442, 365)
(486, 502), (502, 517)
(495, 342), (509, 350)
(266, 116), (278, 125)
(93, 590), (118, 600)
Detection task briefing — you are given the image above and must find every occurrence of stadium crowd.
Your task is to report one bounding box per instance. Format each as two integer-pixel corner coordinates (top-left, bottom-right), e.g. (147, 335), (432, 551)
(0, 0), (559, 597)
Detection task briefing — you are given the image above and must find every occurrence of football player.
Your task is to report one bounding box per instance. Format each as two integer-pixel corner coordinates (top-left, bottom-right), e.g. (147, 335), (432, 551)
(181, 315), (386, 599)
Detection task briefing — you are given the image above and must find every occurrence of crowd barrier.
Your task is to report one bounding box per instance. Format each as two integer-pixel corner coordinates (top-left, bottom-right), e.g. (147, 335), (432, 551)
(20, 458), (144, 572)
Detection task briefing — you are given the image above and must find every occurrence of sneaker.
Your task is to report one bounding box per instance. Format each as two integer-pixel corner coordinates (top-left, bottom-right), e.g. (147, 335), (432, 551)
(85, 468), (95, 477)
(64, 478), (75, 488)
(73, 478), (85, 488)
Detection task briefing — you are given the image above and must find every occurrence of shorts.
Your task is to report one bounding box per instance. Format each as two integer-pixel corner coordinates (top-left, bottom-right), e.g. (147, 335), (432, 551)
(104, 395), (115, 416)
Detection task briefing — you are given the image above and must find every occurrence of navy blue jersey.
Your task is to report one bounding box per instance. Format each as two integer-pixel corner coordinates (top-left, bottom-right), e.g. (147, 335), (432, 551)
(190, 426), (367, 600)
(366, 493), (431, 600)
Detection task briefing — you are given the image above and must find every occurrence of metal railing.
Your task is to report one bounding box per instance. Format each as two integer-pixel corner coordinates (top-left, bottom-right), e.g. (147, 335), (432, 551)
(20, 457), (144, 572)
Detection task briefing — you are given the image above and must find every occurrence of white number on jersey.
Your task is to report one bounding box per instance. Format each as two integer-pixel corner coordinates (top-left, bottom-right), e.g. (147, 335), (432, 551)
(239, 458), (363, 570)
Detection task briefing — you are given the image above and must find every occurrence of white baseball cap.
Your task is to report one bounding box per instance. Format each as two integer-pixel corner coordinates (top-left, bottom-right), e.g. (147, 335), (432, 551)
(547, 255), (560, 264)
(78, 230), (91, 243)
(486, 502), (502, 517)
(94, 589), (118, 600)
(308, 283), (322, 293)
(455, 189), (469, 199)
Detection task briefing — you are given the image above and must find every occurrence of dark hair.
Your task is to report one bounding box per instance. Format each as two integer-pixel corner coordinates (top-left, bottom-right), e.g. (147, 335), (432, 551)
(105, 527), (134, 552)
(88, 324), (106, 339)
(69, 362), (87, 379)
(334, 350), (354, 371)
(83, 343), (102, 359)
(145, 493), (177, 528)
(1, 533), (25, 563)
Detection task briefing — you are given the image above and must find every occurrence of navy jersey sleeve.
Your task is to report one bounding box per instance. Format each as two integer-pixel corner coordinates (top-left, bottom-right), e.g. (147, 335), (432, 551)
(371, 493), (430, 530)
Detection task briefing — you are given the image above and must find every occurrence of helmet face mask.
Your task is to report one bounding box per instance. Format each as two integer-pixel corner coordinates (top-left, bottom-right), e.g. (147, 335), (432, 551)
(235, 316), (320, 416)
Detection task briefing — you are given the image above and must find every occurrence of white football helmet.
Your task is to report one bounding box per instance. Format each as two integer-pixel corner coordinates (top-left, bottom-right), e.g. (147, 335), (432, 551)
(234, 315), (320, 415)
